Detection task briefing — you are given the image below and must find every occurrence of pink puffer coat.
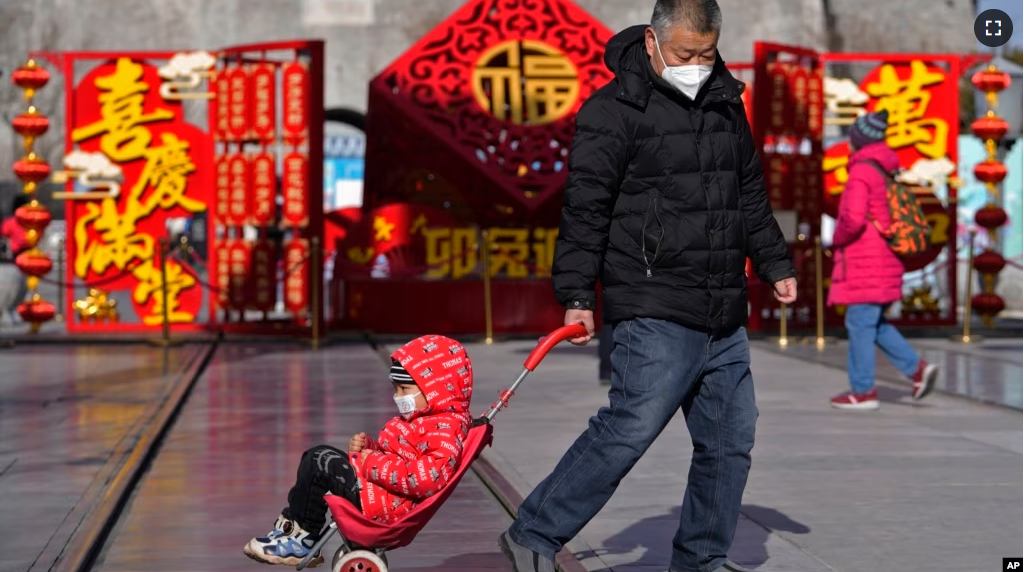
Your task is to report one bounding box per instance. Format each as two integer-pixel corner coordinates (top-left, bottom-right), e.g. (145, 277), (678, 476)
(827, 142), (905, 306)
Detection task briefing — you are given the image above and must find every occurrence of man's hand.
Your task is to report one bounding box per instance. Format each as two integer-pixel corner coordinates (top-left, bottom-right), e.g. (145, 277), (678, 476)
(348, 432), (367, 454)
(565, 309), (595, 346)
(773, 277), (798, 304)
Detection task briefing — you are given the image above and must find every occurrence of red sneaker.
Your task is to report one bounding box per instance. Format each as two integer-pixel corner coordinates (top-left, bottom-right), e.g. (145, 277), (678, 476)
(830, 389), (879, 410)
(911, 360), (938, 401)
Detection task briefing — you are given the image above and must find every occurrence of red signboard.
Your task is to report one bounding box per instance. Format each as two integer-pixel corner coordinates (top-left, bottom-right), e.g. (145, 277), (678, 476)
(227, 239), (251, 310)
(282, 62), (308, 146)
(213, 70), (230, 141)
(282, 151), (308, 227)
(226, 153), (249, 226)
(250, 151), (276, 226)
(226, 65), (250, 141)
(215, 240), (230, 308)
(251, 239), (277, 313)
(284, 238), (309, 314)
(67, 57), (212, 331)
(215, 155), (230, 221)
(251, 63), (276, 143)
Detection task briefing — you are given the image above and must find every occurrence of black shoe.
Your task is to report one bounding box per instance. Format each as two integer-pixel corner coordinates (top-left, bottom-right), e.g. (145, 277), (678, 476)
(721, 562), (754, 572)
(498, 531), (555, 572)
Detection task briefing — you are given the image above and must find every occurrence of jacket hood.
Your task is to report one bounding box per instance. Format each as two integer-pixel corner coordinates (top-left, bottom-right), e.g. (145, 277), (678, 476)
(602, 24), (744, 109)
(390, 335), (473, 419)
(850, 141), (899, 172)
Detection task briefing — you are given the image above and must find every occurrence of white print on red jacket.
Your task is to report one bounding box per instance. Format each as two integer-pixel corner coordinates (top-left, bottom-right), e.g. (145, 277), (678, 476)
(355, 335), (473, 523)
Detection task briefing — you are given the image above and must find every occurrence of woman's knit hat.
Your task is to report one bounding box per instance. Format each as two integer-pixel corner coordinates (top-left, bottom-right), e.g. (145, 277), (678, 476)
(849, 109), (890, 150)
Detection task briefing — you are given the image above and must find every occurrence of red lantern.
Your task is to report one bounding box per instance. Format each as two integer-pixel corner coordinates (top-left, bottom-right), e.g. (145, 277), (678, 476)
(974, 204), (1008, 230)
(973, 160), (1008, 185)
(971, 292), (1006, 316)
(14, 251), (53, 277)
(973, 249), (1006, 275)
(970, 67), (1011, 94)
(971, 115), (1009, 141)
(13, 155), (51, 184)
(17, 300), (56, 323)
(11, 60), (50, 92)
(15, 204), (52, 232)
(12, 109), (49, 138)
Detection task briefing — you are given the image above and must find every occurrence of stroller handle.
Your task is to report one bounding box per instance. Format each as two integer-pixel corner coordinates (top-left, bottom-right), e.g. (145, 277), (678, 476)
(482, 324), (589, 422)
(524, 324), (588, 371)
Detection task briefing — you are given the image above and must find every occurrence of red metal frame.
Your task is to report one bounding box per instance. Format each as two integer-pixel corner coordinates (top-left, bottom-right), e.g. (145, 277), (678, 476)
(37, 42), (325, 335)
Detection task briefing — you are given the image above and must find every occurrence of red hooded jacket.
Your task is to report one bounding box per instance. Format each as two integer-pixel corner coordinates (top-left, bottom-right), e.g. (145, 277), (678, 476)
(354, 335), (474, 523)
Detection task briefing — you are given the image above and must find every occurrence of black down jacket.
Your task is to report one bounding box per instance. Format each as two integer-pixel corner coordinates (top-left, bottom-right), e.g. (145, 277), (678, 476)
(551, 25), (795, 334)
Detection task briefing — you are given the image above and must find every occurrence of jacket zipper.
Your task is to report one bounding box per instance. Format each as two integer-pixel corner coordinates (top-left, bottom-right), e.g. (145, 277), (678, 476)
(640, 195), (664, 277)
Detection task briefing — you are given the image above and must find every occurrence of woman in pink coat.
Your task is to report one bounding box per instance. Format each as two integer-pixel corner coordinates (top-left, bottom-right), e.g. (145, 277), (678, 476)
(827, 110), (938, 410)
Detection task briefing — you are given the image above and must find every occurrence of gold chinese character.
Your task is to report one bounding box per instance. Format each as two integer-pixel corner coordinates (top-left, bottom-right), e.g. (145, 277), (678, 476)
(72, 58), (175, 162)
(374, 216), (395, 242)
(822, 155), (849, 197)
(487, 228), (530, 278)
(132, 258), (197, 325)
(471, 40), (579, 126)
(531, 228), (559, 278)
(865, 61), (948, 159)
(423, 228), (478, 279)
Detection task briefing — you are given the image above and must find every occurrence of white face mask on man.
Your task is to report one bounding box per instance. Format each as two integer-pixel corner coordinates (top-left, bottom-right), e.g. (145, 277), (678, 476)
(653, 32), (714, 100)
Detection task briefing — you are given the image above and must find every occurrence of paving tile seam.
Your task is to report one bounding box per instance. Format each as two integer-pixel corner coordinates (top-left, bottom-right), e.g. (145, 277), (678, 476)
(24, 355), (205, 572)
(47, 343), (219, 572)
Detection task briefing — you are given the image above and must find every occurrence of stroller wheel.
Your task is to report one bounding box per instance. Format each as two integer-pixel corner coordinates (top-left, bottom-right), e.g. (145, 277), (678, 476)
(332, 549), (387, 572)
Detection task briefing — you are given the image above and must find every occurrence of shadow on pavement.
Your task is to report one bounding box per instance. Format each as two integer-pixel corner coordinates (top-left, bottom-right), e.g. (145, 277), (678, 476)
(578, 504), (811, 571)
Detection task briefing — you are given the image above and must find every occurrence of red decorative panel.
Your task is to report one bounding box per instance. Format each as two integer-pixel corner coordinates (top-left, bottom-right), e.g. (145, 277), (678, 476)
(226, 153), (249, 227)
(251, 63), (276, 143)
(363, 0), (614, 226)
(284, 238), (309, 314)
(251, 239), (277, 313)
(282, 62), (309, 146)
(226, 65), (250, 141)
(282, 151), (308, 227)
(250, 152), (276, 226)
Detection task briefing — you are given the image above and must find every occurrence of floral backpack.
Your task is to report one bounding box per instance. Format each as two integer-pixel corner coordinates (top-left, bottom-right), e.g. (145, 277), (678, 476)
(864, 160), (931, 258)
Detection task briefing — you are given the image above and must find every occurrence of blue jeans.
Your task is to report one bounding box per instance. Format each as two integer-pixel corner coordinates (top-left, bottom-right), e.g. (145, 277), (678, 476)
(845, 304), (920, 394)
(507, 318), (757, 572)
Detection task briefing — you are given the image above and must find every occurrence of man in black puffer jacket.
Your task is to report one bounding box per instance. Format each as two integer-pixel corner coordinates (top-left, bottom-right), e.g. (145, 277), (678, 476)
(499, 2), (796, 572)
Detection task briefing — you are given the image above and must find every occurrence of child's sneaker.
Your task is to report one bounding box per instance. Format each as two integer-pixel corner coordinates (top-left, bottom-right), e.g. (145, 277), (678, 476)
(910, 360), (938, 401)
(243, 515), (323, 567)
(830, 389), (879, 410)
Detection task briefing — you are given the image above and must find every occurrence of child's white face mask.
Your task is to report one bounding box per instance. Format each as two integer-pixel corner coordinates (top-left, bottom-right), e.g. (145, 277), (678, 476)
(394, 392), (422, 418)
(653, 31), (713, 100)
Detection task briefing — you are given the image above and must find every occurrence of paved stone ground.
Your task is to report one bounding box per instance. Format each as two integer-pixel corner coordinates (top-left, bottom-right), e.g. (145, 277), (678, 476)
(463, 337), (1022, 572)
(752, 337), (1023, 410)
(0, 345), (206, 572)
(90, 344), (513, 572)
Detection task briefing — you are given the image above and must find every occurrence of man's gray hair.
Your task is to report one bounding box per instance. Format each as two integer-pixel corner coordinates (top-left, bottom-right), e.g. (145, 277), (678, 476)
(651, 0), (722, 36)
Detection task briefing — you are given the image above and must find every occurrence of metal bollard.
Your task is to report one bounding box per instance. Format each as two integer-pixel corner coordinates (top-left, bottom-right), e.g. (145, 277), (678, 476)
(159, 238), (171, 346)
(311, 236), (321, 351)
(56, 238), (65, 323)
(952, 230), (981, 344)
(481, 229), (494, 345)
(778, 302), (789, 347)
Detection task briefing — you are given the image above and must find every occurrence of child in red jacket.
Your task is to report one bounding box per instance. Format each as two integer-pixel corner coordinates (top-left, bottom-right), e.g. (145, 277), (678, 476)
(244, 335), (474, 567)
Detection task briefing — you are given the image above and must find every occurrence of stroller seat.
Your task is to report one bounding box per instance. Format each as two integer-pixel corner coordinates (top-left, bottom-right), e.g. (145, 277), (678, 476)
(323, 421), (494, 550)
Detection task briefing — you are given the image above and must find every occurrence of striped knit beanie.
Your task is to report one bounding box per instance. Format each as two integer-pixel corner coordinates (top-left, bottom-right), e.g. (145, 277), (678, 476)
(849, 109), (890, 150)
(389, 359), (415, 385)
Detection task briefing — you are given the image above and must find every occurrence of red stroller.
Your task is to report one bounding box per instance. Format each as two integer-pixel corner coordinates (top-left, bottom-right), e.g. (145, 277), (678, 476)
(295, 324), (588, 572)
